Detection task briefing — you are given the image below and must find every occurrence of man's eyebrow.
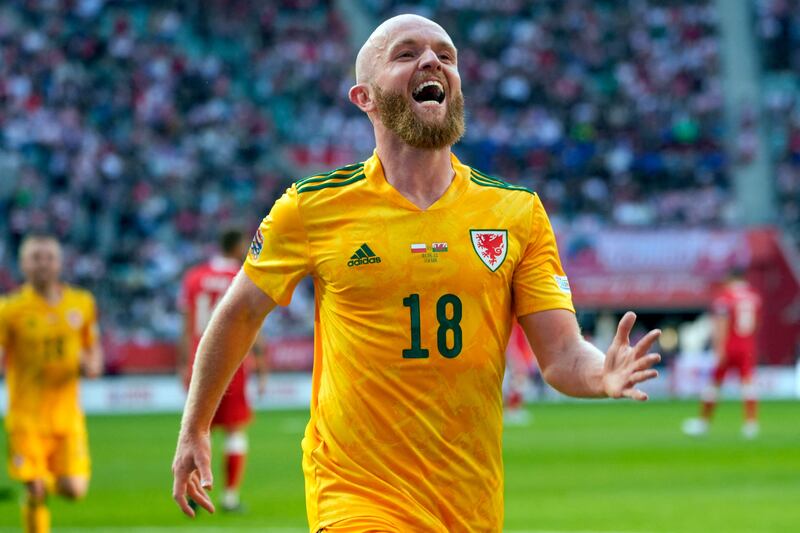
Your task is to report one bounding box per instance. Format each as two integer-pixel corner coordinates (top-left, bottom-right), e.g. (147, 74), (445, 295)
(388, 38), (457, 54)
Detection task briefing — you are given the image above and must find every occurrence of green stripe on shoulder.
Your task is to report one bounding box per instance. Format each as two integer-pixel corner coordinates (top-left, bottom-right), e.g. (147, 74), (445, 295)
(296, 162), (365, 187)
(297, 171), (366, 194)
(470, 167), (506, 184)
(297, 168), (365, 188)
(470, 170), (535, 195)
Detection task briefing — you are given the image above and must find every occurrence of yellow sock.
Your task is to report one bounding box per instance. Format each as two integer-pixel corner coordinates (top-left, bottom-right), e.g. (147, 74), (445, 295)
(22, 498), (50, 533)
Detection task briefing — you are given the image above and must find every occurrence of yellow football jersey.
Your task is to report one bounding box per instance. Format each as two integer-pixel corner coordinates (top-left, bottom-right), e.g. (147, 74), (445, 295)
(0, 284), (98, 434)
(244, 151), (574, 532)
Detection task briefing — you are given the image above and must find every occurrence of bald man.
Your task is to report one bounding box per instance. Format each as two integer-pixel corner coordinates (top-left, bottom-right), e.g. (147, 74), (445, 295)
(172, 14), (661, 531)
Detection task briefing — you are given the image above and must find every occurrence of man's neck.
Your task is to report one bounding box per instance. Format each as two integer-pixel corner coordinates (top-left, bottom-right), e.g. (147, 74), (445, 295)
(31, 282), (62, 304)
(375, 137), (455, 210)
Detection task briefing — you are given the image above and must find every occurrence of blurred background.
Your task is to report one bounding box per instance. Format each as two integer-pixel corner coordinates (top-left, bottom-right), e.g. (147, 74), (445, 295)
(0, 0), (798, 531)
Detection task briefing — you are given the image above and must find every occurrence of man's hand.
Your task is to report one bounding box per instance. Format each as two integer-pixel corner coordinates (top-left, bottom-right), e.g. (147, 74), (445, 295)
(81, 346), (104, 379)
(603, 312), (662, 401)
(172, 429), (215, 517)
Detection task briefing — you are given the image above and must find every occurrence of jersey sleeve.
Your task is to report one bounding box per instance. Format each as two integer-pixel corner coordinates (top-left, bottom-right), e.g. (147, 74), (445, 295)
(243, 185), (312, 306)
(513, 194), (575, 317)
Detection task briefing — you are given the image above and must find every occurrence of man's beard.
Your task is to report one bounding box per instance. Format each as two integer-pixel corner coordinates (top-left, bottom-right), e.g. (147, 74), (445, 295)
(373, 85), (465, 150)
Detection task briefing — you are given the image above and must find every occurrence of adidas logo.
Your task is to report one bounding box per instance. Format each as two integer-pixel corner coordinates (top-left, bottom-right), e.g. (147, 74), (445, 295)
(347, 243), (382, 267)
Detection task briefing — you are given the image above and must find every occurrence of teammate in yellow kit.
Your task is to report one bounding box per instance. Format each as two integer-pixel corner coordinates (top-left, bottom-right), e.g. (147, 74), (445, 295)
(172, 14), (661, 531)
(0, 235), (103, 533)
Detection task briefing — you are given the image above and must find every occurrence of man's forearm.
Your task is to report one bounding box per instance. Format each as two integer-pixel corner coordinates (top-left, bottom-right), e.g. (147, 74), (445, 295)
(540, 339), (607, 398)
(519, 310), (608, 399)
(90, 344), (104, 374)
(182, 305), (262, 432)
(712, 316), (728, 362)
(81, 342), (104, 378)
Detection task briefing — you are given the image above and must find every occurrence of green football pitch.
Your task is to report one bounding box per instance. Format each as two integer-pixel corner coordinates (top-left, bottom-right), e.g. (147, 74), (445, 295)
(0, 400), (798, 532)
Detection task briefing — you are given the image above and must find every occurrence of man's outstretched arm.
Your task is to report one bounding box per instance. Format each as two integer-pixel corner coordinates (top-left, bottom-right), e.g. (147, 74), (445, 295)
(171, 271), (275, 517)
(711, 313), (729, 364)
(519, 310), (661, 400)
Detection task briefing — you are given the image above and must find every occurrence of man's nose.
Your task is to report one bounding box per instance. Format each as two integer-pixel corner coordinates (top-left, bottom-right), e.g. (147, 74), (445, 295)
(419, 48), (442, 71)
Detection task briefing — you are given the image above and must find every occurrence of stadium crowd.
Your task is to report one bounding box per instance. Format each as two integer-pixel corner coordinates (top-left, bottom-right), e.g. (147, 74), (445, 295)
(756, 0), (800, 247)
(0, 0), (347, 339)
(378, 0), (729, 229)
(0, 0), (792, 340)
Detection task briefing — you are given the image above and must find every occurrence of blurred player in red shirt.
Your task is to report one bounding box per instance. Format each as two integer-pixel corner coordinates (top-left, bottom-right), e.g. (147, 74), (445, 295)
(683, 269), (761, 439)
(178, 229), (268, 511)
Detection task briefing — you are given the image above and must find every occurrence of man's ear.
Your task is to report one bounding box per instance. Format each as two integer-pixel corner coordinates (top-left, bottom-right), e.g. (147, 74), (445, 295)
(349, 84), (375, 113)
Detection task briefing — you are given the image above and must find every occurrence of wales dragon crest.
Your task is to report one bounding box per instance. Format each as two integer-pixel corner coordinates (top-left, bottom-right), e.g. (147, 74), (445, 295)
(470, 230), (508, 272)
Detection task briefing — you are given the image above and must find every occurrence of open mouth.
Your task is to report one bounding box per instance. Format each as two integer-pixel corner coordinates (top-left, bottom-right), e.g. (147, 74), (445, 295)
(412, 80), (446, 104)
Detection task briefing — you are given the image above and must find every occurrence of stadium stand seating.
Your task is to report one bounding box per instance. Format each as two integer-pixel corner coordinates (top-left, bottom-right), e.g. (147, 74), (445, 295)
(0, 0), (795, 343)
(755, 0), (800, 248)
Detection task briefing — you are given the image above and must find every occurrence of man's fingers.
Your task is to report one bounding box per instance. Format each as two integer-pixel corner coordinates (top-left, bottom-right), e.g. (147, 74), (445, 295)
(624, 387), (649, 401)
(172, 451), (213, 517)
(172, 483), (195, 518)
(634, 329), (661, 356)
(634, 353), (661, 370)
(195, 454), (214, 491)
(613, 312), (637, 346)
(172, 469), (196, 518)
(175, 493), (196, 518)
(187, 473), (215, 513)
(629, 368), (658, 384)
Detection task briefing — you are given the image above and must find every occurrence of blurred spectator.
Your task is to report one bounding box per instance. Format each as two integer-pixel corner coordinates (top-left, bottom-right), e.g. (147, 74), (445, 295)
(756, 0), (800, 247)
(376, 0), (730, 230)
(757, 0), (800, 71)
(0, 0), (346, 339)
(3, 0), (794, 341)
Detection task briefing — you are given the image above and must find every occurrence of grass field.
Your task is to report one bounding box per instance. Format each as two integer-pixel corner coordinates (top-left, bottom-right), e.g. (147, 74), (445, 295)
(0, 400), (798, 532)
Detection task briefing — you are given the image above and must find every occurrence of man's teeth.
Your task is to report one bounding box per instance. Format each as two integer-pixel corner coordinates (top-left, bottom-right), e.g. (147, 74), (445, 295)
(413, 80), (444, 96)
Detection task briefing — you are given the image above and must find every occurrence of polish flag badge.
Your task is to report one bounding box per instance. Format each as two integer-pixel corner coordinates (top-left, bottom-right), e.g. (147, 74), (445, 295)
(411, 243), (427, 253)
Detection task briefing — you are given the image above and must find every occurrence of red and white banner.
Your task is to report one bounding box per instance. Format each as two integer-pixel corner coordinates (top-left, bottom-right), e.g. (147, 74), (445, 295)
(558, 227), (800, 364)
(558, 228), (750, 308)
(105, 337), (315, 374)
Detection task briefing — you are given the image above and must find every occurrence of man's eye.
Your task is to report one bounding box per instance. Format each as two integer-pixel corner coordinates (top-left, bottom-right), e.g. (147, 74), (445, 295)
(398, 51), (414, 59)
